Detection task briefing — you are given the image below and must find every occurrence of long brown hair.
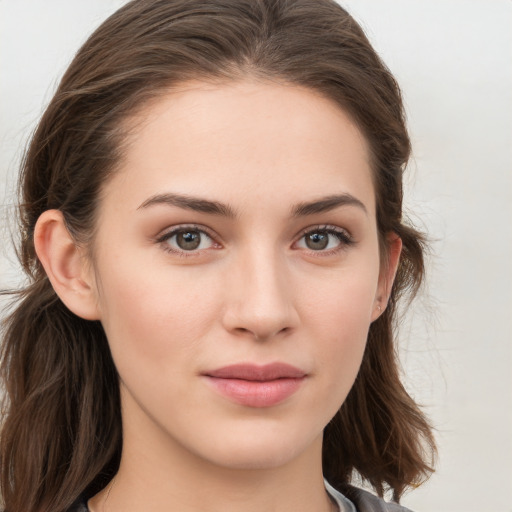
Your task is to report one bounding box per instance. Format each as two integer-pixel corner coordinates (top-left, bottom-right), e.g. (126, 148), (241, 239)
(1, 1), (435, 510)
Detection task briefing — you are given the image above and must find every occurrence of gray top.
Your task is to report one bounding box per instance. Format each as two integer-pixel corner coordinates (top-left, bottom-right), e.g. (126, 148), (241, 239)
(325, 480), (414, 512)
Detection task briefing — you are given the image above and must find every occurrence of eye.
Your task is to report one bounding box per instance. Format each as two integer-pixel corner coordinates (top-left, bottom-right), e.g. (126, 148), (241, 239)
(295, 226), (353, 252)
(157, 226), (217, 254)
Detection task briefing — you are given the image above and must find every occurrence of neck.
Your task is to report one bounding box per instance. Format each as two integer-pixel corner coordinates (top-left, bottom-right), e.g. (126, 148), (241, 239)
(89, 395), (334, 512)
(94, 440), (333, 512)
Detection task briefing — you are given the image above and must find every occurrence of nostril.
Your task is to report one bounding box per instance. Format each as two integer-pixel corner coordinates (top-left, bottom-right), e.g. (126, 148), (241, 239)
(233, 325), (291, 341)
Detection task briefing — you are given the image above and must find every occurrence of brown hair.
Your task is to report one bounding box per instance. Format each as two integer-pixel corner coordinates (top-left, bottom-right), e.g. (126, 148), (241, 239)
(1, 1), (435, 510)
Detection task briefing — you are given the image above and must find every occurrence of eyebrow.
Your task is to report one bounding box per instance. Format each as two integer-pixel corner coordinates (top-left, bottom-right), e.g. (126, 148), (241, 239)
(291, 193), (367, 217)
(137, 192), (367, 218)
(138, 192), (238, 218)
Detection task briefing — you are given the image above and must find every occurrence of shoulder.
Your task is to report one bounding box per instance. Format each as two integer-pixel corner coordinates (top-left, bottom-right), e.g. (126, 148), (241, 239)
(345, 485), (415, 512)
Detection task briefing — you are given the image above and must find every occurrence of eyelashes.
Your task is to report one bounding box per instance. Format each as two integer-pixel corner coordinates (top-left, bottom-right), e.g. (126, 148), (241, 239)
(155, 225), (219, 256)
(295, 226), (354, 253)
(156, 224), (355, 257)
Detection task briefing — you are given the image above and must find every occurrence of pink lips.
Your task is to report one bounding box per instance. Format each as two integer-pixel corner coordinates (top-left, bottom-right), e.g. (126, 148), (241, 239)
(203, 363), (306, 408)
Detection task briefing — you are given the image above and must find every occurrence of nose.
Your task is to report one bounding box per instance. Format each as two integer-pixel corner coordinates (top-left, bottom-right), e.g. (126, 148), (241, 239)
(221, 247), (299, 341)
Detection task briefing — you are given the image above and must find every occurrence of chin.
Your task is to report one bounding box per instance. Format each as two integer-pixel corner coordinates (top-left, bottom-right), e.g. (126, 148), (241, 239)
(201, 445), (305, 471)
(185, 422), (322, 471)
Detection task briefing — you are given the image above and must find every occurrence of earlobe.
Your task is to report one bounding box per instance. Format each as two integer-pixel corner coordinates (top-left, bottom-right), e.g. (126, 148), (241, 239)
(372, 233), (402, 321)
(34, 210), (101, 320)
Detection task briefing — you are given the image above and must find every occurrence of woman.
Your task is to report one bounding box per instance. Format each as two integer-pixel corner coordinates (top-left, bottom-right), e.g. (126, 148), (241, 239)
(0, 1), (435, 511)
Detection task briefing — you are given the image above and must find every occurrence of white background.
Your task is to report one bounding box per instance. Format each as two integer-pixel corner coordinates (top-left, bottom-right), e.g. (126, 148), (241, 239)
(1, 1), (511, 511)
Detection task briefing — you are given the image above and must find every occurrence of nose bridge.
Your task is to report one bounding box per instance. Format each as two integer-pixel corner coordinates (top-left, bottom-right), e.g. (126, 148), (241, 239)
(222, 242), (297, 339)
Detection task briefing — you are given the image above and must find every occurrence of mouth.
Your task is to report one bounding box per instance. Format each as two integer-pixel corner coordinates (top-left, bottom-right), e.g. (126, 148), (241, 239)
(202, 363), (307, 408)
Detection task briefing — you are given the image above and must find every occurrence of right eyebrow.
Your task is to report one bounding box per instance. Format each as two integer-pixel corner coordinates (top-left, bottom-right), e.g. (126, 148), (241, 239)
(137, 192), (238, 218)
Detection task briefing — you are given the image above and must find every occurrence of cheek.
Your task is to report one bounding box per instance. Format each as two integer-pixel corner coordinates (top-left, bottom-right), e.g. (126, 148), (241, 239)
(301, 267), (378, 388)
(303, 263), (378, 334)
(95, 256), (222, 367)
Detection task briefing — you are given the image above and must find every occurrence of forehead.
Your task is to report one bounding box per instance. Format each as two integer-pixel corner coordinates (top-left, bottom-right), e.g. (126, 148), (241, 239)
(105, 79), (375, 215)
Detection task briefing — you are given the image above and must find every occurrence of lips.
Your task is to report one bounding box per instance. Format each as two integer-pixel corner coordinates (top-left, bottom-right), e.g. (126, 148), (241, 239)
(202, 363), (307, 408)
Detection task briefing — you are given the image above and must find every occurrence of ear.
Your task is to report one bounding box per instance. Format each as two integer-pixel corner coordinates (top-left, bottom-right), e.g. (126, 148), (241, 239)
(34, 209), (101, 320)
(372, 232), (402, 321)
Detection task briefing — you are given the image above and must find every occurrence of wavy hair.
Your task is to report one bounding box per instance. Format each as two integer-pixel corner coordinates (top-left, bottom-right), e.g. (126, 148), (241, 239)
(1, 1), (435, 510)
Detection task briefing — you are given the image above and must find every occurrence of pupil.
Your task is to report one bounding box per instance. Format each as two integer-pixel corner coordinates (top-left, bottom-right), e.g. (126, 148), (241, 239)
(306, 232), (328, 250)
(177, 231), (201, 250)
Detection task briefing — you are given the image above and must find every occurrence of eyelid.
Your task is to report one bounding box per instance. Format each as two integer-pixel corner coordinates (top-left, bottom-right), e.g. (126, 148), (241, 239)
(293, 224), (355, 253)
(155, 223), (222, 255)
(297, 223), (353, 238)
(153, 223), (354, 258)
(155, 223), (218, 242)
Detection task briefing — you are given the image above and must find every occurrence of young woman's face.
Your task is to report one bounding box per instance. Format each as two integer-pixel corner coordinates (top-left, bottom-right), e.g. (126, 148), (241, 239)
(91, 80), (389, 471)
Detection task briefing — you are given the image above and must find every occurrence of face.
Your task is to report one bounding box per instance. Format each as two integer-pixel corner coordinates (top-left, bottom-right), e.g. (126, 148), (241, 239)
(90, 79), (389, 471)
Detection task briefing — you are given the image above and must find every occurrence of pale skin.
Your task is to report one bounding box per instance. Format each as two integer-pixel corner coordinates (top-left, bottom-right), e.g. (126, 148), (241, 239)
(34, 79), (401, 512)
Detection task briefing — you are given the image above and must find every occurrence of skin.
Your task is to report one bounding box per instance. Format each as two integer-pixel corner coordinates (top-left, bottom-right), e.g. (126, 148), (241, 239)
(35, 79), (401, 512)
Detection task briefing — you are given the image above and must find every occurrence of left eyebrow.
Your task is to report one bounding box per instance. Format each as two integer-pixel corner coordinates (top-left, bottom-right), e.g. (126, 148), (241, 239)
(291, 193), (368, 217)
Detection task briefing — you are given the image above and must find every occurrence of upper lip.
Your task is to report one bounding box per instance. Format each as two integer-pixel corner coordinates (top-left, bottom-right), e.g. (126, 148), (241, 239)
(203, 363), (307, 381)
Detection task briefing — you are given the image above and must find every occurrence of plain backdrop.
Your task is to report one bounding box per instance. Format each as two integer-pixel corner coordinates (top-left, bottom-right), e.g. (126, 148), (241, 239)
(1, 1), (511, 511)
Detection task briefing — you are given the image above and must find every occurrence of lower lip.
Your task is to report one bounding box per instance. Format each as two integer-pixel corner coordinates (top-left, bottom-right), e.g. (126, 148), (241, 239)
(205, 376), (305, 407)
